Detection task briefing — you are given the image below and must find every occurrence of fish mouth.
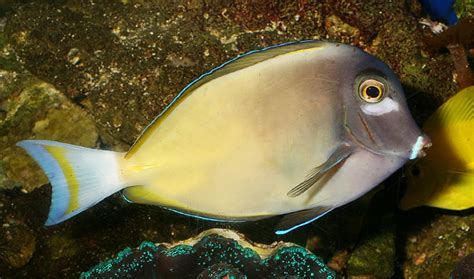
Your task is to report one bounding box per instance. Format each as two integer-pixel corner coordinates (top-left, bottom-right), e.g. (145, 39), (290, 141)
(408, 135), (432, 160)
(343, 124), (431, 160)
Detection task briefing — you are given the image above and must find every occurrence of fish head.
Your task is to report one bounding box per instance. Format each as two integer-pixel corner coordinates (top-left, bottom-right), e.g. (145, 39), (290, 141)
(338, 48), (431, 160)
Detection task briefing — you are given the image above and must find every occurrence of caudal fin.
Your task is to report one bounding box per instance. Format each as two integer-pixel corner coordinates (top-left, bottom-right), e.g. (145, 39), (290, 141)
(17, 140), (126, 225)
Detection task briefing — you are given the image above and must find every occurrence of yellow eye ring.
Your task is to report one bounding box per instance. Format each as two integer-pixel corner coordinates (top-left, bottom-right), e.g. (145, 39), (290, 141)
(359, 79), (385, 103)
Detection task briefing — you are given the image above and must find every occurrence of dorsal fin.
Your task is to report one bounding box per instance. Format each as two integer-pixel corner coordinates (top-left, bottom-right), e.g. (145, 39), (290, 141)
(179, 40), (325, 97)
(127, 40), (326, 156)
(428, 86), (474, 127)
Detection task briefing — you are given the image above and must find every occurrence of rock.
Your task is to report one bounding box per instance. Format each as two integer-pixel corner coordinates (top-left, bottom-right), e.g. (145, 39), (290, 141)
(0, 80), (99, 192)
(451, 252), (474, 279)
(324, 15), (360, 43)
(47, 234), (80, 261)
(0, 17), (103, 192)
(402, 209), (474, 278)
(455, 0), (474, 19)
(0, 217), (36, 270)
(347, 215), (396, 278)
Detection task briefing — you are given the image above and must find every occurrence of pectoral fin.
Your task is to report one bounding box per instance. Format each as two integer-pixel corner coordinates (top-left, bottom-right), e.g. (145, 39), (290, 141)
(275, 206), (333, 235)
(287, 144), (353, 197)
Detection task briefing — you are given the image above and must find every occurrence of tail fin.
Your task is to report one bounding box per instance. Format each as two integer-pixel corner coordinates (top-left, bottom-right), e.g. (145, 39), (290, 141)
(17, 140), (126, 225)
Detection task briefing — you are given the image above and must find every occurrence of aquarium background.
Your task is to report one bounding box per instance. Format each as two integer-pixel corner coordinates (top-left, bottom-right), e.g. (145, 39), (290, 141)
(0, 0), (473, 278)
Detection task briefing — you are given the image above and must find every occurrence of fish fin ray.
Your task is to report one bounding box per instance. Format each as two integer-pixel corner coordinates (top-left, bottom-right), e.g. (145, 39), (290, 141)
(275, 206), (333, 235)
(17, 140), (126, 225)
(429, 87), (474, 126)
(426, 172), (474, 210)
(287, 144), (353, 197)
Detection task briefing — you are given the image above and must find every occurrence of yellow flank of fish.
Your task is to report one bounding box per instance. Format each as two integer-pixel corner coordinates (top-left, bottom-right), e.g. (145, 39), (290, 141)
(402, 86), (474, 210)
(44, 146), (80, 214)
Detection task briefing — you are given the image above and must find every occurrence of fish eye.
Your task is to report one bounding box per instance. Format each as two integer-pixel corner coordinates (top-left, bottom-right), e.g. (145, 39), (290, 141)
(359, 79), (385, 103)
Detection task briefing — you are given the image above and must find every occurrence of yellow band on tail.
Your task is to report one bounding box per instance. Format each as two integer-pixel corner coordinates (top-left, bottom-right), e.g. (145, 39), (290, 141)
(44, 146), (80, 214)
(17, 140), (126, 225)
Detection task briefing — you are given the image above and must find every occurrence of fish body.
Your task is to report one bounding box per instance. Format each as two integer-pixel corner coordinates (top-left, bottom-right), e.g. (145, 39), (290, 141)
(17, 41), (429, 233)
(401, 86), (474, 210)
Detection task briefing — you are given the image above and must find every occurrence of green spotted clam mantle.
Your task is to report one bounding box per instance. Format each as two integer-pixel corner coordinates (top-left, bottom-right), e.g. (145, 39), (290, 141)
(81, 228), (336, 278)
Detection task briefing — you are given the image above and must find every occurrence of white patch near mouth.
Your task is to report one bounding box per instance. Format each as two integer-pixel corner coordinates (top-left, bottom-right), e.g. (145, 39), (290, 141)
(361, 98), (399, 116)
(409, 136), (425, 160)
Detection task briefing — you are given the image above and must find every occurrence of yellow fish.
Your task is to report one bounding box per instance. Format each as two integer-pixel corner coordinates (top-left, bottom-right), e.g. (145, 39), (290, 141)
(401, 86), (474, 210)
(17, 41), (429, 234)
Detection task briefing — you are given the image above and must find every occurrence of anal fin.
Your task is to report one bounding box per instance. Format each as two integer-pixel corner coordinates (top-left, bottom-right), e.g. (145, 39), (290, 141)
(275, 206), (333, 235)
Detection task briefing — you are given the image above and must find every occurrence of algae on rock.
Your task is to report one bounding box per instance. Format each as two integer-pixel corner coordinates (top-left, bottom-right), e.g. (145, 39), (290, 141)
(402, 211), (474, 278)
(0, 35), (100, 192)
(0, 80), (99, 192)
(347, 216), (396, 278)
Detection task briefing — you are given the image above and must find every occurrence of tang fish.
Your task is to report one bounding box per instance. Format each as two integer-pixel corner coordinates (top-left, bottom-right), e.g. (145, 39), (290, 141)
(17, 41), (429, 234)
(401, 86), (474, 210)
